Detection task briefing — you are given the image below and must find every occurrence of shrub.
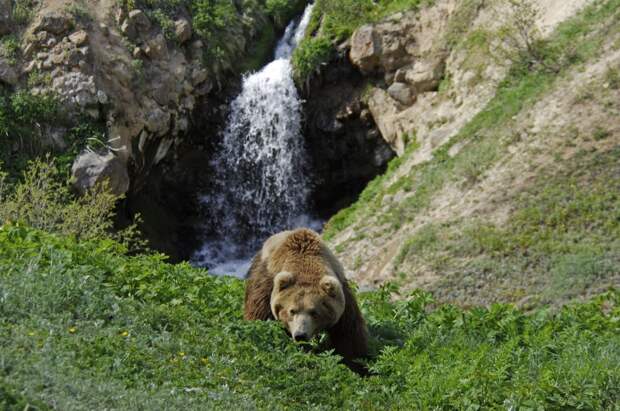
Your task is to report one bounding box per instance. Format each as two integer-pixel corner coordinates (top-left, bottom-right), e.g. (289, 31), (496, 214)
(291, 37), (333, 81)
(0, 158), (145, 250)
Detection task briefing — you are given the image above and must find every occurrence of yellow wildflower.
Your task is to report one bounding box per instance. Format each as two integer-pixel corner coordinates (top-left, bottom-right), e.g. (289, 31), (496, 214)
(68, 327), (77, 333)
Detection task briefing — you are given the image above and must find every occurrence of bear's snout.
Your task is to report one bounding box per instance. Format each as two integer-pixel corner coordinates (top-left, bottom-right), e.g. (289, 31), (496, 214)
(293, 332), (309, 342)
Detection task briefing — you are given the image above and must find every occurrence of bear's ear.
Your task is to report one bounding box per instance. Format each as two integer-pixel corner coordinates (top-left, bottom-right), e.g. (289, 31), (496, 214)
(320, 276), (343, 299)
(273, 271), (295, 292)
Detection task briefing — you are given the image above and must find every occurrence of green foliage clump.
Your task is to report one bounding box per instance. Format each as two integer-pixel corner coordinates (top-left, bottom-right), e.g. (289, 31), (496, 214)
(0, 89), (106, 178)
(0, 225), (618, 409)
(0, 35), (20, 65)
(265, 0), (306, 28)
(291, 37), (333, 81)
(0, 159), (143, 249)
(11, 0), (39, 25)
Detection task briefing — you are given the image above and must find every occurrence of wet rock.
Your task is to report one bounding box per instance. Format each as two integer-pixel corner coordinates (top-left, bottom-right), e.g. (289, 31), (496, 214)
(191, 67), (207, 86)
(121, 19), (137, 39)
(128, 9), (151, 33)
(0, 0), (11, 35)
(145, 107), (170, 135)
(145, 34), (167, 59)
(72, 151), (130, 196)
(33, 12), (71, 35)
(174, 18), (192, 44)
(0, 58), (18, 85)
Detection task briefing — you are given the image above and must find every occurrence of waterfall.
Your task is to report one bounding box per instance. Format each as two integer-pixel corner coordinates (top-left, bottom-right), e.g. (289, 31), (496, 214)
(192, 4), (317, 277)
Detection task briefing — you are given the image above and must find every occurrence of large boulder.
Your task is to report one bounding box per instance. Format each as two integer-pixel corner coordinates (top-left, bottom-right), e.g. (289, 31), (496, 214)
(349, 25), (381, 74)
(395, 57), (446, 93)
(387, 82), (414, 105)
(128, 9), (151, 33)
(71, 151), (130, 196)
(0, 57), (18, 85)
(0, 0), (11, 35)
(368, 88), (405, 155)
(33, 11), (71, 35)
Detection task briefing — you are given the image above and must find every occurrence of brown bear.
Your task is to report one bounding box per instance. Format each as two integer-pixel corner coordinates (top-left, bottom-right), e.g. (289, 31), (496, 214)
(244, 228), (369, 370)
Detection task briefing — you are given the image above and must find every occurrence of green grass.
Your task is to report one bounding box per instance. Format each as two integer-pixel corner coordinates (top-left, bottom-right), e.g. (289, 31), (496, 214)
(0, 224), (619, 409)
(323, 0), (620, 240)
(392, 147), (620, 307)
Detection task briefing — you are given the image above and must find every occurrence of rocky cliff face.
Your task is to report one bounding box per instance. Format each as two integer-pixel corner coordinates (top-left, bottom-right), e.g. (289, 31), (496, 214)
(302, 52), (396, 219)
(7, 1), (214, 196)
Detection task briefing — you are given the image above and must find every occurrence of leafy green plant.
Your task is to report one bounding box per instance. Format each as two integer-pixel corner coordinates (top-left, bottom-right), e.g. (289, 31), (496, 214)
(0, 158), (145, 250)
(0, 225), (618, 409)
(291, 37), (333, 81)
(11, 0), (38, 25)
(0, 35), (20, 65)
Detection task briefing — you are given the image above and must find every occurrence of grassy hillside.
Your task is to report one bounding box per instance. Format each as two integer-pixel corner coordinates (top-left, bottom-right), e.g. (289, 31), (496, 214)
(325, 0), (620, 307)
(1, 224), (618, 409)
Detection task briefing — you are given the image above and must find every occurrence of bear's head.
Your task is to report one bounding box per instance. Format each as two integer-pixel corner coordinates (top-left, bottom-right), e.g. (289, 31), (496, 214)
(270, 271), (346, 342)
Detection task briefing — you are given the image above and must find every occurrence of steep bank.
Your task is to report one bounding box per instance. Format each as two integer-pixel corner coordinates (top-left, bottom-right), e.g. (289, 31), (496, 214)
(306, 0), (620, 307)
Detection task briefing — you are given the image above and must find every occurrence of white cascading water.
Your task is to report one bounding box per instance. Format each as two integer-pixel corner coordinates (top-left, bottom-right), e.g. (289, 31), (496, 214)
(192, 4), (317, 277)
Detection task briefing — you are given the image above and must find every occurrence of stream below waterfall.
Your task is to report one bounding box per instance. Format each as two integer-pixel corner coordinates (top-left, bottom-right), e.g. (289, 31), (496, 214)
(192, 4), (319, 277)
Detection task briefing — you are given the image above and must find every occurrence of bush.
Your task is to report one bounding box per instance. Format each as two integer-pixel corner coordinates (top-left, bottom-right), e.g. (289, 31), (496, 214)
(291, 37), (333, 81)
(0, 159), (144, 250)
(0, 225), (618, 409)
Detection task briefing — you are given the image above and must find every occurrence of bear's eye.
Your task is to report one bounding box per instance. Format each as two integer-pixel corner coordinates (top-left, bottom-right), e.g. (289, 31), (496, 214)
(308, 309), (318, 318)
(289, 308), (298, 315)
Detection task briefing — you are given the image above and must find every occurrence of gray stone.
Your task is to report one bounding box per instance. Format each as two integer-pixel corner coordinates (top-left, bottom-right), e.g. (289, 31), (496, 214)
(191, 67), (207, 86)
(97, 90), (108, 104)
(174, 18), (192, 43)
(349, 25), (381, 74)
(145, 34), (167, 59)
(387, 82), (414, 105)
(145, 107), (170, 135)
(0, 0), (11, 35)
(128, 9), (151, 33)
(0, 58), (18, 85)
(121, 19), (137, 40)
(403, 58), (446, 93)
(71, 151), (130, 196)
(33, 12), (71, 35)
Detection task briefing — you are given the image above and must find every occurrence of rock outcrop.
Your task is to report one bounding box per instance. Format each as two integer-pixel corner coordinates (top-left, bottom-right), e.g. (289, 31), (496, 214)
(347, 7), (454, 155)
(72, 151), (130, 196)
(302, 54), (396, 217)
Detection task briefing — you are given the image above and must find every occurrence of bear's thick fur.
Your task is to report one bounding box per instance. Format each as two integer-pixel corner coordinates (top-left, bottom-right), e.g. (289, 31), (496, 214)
(244, 228), (368, 369)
